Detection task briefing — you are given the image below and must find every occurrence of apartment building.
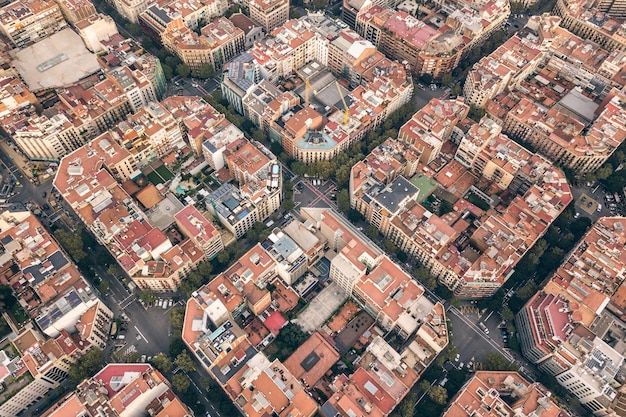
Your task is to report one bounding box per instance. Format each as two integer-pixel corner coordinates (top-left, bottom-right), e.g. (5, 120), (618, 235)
(355, 0), (509, 77)
(0, 76), (38, 118)
(351, 101), (572, 299)
(42, 364), (194, 417)
(221, 14), (412, 164)
(207, 140), (282, 239)
(282, 219), (326, 266)
(0, 210), (113, 416)
(591, 0), (626, 18)
(112, 0), (149, 23)
(75, 13), (119, 52)
(248, 0), (289, 32)
(174, 204), (224, 260)
(397, 98), (468, 163)
(180, 203), (451, 417)
(554, 0), (626, 51)
(501, 90), (626, 174)
(322, 309), (447, 415)
(0, 327), (86, 416)
(242, 79), (298, 130)
(74, 301), (114, 350)
(222, 53), (261, 115)
(162, 16), (245, 74)
(10, 77), (134, 161)
(98, 36), (167, 102)
(230, 13), (265, 49)
(140, 0), (228, 42)
(55, 0), (96, 24)
(469, 14), (626, 173)
(463, 19), (548, 108)
(53, 133), (208, 292)
(0, 0), (67, 47)
(115, 101), (186, 158)
(443, 371), (570, 417)
(161, 95), (240, 159)
(516, 217), (626, 415)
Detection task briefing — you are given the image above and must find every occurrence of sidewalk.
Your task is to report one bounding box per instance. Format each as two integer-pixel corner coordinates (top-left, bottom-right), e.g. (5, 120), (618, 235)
(0, 141), (51, 185)
(0, 142), (31, 178)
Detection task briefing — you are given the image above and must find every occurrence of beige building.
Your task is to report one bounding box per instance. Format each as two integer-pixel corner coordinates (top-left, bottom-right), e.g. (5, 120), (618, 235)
(0, 328), (85, 417)
(75, 301), (114, 350)
(0, 0), (67, 47)
(174, 205), (224, 260)
(75, 13), (119, 53)
(55, 0), (96, 24)
(248, 0), (289, 32)
(350, 101), (573, 299)
(355, 0), (509, 77)
(162, 16), (245, 73)
(43, 364), (194, 417)
(554, 0), (626, 51)
(112, 0), (149, 23)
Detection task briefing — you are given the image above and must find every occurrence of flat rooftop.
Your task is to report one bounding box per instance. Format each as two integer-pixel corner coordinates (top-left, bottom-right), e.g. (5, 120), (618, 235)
(13, 29), (100, 91)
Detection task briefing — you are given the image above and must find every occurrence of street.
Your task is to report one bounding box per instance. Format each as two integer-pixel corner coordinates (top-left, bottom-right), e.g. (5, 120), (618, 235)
(292, 177), (336, 209)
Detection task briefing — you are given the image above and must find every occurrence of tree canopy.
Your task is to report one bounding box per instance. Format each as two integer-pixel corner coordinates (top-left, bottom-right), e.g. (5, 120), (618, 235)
(174, 351), (196, 372)
(69, 348), (105, 384)
(150, 353), (173, 374)
(54, 230), (86, 262)
(483, 352), (517, 371)
(428, 386), (448, 405)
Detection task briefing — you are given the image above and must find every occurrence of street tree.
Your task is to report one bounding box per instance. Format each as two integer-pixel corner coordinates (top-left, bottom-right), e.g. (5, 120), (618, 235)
(172, 373), (191, 392)
(290, 161), (307, 176)
(500, 306), (514, 322)
(107, 264), (122, 277)
(441, 73), (453, 86)
(337, 189), (350, 213)
(98, 280), (109, 294)
(176, 63), (191, 78)
(418, 380), (432, 392)
(516, 281), (537, 301)
(54, 230), (87, 262)
(428, 386), (448, 405)
(125, 352), (142, 363)
(197, 63), (214, 79)
(483, 352), (516, 371)
(150, 353), (173, 373)
(396, 392), (417, 417)
(365, 226), (380, 241)
(124, 23), (141, 36)
(139, 291), (156, 304)
(175, 351), (196, 372)
(199, 376), (213, 391)
(170, 306), (186, 330)
(414, 266), (437, 290)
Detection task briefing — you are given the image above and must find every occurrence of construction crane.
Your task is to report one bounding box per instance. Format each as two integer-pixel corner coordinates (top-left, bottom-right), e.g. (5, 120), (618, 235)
(336, 81), (349, 125)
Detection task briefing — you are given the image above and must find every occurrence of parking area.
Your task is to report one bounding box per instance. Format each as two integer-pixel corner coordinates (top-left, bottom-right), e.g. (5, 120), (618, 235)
(577, 193), (599, 215)
(294, 283), (347, 333)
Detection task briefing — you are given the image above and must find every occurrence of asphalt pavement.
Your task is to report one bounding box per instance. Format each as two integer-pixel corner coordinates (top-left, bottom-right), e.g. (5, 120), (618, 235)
(293, 177), (336, 209)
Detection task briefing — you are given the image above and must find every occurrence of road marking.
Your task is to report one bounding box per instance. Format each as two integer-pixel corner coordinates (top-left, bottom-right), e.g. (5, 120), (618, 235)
(134, 325), (149, 343)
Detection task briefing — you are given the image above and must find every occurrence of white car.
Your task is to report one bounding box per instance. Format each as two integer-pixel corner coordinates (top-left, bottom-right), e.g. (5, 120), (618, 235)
(157, 299), (163, 307)
(455, 354), (460, 362)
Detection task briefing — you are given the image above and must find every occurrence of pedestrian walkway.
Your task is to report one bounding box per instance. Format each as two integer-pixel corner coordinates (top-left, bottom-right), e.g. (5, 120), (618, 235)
(460, 305), (480, 316)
